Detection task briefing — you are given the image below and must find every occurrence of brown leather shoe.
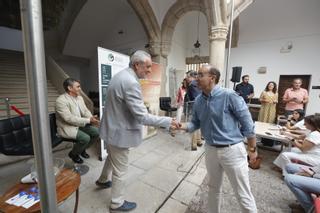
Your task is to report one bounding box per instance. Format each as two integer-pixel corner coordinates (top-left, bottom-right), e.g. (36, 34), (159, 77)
(289, 202), (304, 213)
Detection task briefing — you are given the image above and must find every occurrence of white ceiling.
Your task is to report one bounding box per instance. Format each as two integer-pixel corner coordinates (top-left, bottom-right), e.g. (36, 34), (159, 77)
(62, 0), (320, 59)
(239, 0), (320, 44)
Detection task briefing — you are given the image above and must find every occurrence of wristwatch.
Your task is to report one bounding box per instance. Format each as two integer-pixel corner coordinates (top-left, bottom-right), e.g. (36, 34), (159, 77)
(248, 147), (257, 153)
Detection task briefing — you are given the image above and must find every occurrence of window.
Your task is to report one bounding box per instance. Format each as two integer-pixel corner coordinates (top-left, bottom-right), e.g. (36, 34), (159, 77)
(185, 56), (209, 72)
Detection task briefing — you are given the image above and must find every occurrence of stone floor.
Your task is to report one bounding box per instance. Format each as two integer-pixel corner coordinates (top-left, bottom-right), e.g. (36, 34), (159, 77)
(0, 129), (206, 213)
(186, 148), (296, 213)
(0, 130), (296, 213)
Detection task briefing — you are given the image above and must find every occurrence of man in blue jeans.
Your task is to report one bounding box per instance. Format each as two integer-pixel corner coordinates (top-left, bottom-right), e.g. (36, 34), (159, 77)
(285, 163), (320, 212)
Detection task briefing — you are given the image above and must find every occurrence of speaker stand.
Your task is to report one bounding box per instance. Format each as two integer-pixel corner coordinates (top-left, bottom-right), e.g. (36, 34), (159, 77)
(233, 82), (237, 90)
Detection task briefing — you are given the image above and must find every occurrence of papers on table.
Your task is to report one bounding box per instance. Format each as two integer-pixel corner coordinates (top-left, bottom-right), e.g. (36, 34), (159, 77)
(5, 186), (40, 209)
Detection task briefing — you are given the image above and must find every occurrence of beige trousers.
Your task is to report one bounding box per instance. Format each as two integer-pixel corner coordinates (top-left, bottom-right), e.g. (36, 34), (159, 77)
(98, 144), (129, 208)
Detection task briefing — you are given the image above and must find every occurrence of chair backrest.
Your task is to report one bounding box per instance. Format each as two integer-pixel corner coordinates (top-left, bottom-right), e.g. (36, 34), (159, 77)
(49, 113), (63, 147)
(159, 97), (172, 111)
(0, 113), (63, 155)
(0, 115), (32, 155)
(277, 115), (287, 126)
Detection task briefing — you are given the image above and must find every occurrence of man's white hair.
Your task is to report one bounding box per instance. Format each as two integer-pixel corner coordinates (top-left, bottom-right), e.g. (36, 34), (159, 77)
(129, 50), (151, 68)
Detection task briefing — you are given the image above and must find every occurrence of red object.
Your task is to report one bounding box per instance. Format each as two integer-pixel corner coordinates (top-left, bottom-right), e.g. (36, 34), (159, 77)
(290, 158), (313, 166)
(315, 197), (320, 213)
(10, 105), (25, 116)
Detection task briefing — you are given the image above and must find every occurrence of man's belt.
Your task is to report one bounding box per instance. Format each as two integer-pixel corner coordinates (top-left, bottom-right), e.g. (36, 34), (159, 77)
(210, 143), (239, 148)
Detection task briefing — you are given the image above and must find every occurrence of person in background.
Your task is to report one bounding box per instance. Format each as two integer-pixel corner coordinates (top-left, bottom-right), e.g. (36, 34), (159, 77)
(286, 109), (305, 130)
(284, 163), (320, 213)
(273, 115), (320, 175)
(96, 50), (179, 212)
(283, 78), (309, 117)
(179, 65), (257, 213)
(55, 78), (100, 164)
(175, 78), (187, 123)
(258, 81), (278, 123)
(184, 70), (202, 150)
(235, 75), (254, 103)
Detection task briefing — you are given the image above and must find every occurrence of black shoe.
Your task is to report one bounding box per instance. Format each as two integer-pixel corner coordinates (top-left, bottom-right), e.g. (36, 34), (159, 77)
(68, 152), (83, 164)
(80, 151), (90, 159)
(95, 180), (112, 189)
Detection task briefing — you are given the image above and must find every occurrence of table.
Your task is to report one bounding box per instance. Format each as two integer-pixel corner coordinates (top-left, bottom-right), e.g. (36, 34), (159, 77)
(254, 121), (292, 151)
(0, 168), (80, 213)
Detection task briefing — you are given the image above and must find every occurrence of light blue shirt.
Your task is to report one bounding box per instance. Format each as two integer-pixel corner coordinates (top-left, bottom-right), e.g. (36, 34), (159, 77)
(187, 85), (255, 145)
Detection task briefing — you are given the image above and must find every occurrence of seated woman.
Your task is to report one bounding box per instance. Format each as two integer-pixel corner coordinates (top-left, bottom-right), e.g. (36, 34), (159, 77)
(273, 114), (320, 175)
(285, 163), (320, 212)
(286, 109), (305, 130)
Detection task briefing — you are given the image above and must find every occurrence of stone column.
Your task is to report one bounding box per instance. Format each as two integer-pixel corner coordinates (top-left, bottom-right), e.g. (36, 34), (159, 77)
(148, 40), (170, 97)
(209, 25), (229, 85)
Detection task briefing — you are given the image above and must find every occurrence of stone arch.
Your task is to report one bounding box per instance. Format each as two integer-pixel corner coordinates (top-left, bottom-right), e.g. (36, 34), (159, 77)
(127, 0), (160, 42)
(60, 0), (88, 52)
(161, 0), (212, 57)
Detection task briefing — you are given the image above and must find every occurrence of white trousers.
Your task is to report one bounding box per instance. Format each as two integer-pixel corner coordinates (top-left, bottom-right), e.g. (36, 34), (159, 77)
(98, 144), (129, 208)
(205, 143), (257, 213)
(273, 147), (320, 175)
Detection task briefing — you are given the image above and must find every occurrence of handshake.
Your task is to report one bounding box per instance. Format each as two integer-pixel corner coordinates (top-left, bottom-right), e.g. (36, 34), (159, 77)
(169, 118), (187, 137)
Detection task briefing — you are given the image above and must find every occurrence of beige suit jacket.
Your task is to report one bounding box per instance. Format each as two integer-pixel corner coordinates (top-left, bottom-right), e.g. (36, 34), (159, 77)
(55, 93), (92, 139)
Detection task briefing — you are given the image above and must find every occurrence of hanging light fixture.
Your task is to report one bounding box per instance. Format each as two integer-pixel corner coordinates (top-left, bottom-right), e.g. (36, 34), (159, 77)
(193, 11), (201, 52)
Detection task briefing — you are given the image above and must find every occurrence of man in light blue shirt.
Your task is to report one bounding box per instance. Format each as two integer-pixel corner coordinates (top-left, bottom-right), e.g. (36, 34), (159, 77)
(180, 65), (258, 213)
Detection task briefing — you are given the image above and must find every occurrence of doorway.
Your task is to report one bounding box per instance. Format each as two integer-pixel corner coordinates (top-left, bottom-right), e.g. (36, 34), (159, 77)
(277, 75), (311, 115)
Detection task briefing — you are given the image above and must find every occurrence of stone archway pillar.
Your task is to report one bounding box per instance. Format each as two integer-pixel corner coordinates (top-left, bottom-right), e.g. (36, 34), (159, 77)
(148, 40), (170, 97)
(209, 25), (228, 85)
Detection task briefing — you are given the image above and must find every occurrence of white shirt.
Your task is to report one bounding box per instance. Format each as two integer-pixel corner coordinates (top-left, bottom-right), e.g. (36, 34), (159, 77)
(294, 120), (306, 130)
(306, 130), (320, 156)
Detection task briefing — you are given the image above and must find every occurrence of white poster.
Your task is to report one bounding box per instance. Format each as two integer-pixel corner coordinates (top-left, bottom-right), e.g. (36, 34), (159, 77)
(97, 47), (129, 160)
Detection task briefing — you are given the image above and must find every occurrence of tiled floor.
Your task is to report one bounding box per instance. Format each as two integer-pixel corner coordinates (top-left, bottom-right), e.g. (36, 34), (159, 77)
(0, 129), (206, 213)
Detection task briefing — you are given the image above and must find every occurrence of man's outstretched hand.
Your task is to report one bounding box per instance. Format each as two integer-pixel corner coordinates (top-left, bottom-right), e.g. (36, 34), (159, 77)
(169, 118), (181, 137)
(170, 118), (180, 129)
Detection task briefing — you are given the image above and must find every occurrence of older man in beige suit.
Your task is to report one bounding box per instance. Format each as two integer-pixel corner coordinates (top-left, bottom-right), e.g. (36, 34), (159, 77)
(96, 50), (179, 212)
(56, 78), (99, 164)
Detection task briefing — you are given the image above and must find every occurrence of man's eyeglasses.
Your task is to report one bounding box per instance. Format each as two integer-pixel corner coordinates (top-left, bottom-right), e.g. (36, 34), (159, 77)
(197, 72), (213, 78)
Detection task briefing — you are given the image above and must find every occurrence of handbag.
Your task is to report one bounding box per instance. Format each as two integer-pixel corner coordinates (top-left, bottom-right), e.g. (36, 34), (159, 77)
(248, 155), (262, 170)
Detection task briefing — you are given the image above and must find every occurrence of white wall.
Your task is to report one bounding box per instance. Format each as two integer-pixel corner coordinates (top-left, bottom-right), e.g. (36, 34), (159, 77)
(185, 12), (209, 58)
(166, 13), (189, 96)
(166, 11), (210, 97)
(0, 27), (23, 52)
(229, 0), (320, 115)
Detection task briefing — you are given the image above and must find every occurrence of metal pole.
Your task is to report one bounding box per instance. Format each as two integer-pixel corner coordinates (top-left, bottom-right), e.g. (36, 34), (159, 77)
(224, 0), (235, 88)
(19, 0), (58, 212)
(5, 97), (11, 118)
